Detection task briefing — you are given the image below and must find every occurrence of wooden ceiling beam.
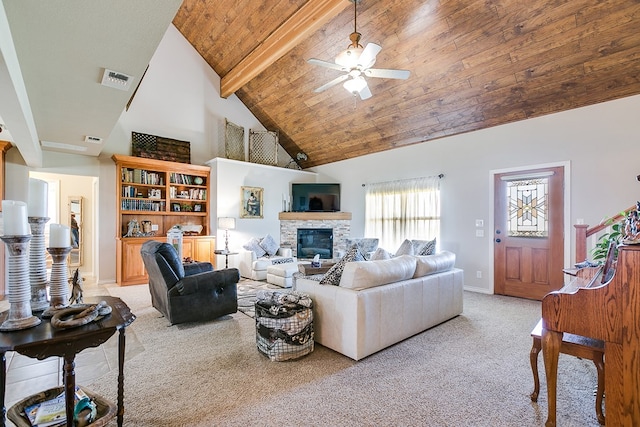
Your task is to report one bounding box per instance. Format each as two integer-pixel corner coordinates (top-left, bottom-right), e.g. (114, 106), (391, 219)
(220, 0), (350, 98)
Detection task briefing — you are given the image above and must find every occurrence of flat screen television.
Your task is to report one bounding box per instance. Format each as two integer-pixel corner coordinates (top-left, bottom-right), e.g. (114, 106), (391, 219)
(291, 183), (340, 212)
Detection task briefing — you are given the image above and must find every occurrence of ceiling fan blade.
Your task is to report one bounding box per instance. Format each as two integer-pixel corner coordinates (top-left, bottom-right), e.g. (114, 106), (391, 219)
(314, 74), (349, 93)
(358, 83), (372, 100)
(364, 68), (411, 80)
(307, 58), (346, 72)
(358, 43), (382, 69)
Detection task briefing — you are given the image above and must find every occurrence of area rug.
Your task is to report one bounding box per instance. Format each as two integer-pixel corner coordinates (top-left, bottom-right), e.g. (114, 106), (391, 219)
(236, 279), (285, 318)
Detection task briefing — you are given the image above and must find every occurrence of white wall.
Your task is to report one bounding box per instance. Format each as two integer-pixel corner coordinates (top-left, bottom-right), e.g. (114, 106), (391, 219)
(208, 157), (316, 266)
(311, 94), (640, 293)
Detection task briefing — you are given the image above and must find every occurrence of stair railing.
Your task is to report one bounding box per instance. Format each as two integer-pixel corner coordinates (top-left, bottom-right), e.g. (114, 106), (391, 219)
(574, 204), (636, 264)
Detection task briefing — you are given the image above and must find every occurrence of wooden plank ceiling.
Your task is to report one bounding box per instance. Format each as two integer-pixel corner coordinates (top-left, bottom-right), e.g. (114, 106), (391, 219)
(173, 0), (640, 168)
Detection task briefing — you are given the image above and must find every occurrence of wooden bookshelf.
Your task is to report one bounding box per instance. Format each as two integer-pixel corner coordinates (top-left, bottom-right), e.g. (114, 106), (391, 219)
(112, 154), (215, 285)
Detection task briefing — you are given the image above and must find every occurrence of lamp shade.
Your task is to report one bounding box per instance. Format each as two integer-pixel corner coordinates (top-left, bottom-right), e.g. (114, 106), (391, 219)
(344, 76), (367, 94)
(335, 46), (363, 69)
(218, 217), (236, 230)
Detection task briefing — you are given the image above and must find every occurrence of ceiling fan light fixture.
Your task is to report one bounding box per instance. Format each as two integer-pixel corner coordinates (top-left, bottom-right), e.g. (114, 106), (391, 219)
(343, 76), (367, 94)
(335, 45), (363, 68)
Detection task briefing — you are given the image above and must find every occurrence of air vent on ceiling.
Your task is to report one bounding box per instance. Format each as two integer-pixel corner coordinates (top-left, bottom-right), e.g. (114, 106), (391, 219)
(85, 135), (103, 144)
(101, 69), (134, 91)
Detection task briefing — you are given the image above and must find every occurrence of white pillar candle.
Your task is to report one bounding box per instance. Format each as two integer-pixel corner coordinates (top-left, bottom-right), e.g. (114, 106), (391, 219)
(49, 224), (70, 248)
(28, 178), (48, 217)
(2, 200), (30, 235)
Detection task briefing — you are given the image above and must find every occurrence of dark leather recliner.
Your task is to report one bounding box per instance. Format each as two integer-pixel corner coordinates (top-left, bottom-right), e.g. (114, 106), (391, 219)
(140, 240), (239, 325)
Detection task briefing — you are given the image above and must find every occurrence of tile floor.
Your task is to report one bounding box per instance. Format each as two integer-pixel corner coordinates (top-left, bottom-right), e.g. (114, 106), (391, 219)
(1, 277), (129, 422)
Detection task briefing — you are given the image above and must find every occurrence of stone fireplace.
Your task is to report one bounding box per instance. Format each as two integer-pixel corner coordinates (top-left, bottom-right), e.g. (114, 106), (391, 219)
(279, 212), (351, 260)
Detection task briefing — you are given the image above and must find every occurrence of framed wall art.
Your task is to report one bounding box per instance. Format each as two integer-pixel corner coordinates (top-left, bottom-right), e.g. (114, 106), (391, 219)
(241, 186), (263, 218)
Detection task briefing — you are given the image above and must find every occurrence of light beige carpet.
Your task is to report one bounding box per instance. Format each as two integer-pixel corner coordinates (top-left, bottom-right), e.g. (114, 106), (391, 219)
(85, 283), (602, 427)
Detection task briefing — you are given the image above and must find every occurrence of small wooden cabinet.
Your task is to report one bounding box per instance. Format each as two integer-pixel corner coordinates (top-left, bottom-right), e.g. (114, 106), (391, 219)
(112, 155), (215, 286)
(116, 236), (216, 286)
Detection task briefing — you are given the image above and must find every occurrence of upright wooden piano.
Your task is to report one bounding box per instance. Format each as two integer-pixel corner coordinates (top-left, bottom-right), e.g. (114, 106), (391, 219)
(542, 244), (640, 426)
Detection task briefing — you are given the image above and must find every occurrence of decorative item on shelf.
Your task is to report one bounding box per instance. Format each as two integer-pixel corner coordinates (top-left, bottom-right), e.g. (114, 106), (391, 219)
(167, 225), (184, 261)
(171, 203), (181, 212)
(194, 176), (204, 185)
(181, 203), (192, 212)
(43, 224), (72, 318)
(125, 219), (141, 237)
(180, 224), (203, 236)
(148, 188), (161, 199)
(194, 204), (202, 212)
(218, 217), (236, 253)
(0, 200), (41, 331)
(27, 177), (50, 311)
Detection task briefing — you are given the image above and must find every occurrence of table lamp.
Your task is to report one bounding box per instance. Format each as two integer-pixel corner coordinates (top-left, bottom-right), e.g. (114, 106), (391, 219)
(218, 217), (236, 253)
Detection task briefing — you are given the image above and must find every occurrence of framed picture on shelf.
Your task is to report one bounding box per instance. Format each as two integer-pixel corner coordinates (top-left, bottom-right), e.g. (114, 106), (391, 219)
(171, 203), (181, 212)
(240, 186), (263, 218)
(194, 204), (202, 212)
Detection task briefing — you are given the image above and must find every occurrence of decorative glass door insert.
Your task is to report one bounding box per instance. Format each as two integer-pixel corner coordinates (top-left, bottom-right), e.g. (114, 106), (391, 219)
(506, 177), (549, 238)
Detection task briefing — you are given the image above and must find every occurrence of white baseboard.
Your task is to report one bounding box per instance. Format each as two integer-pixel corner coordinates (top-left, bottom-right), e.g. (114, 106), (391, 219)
(463, 285), (493, 294)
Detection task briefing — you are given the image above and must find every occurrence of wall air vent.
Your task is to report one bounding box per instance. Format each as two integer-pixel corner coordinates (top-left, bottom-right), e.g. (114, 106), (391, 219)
(101, 69), (134, 91)
(84, 135), (103, 144)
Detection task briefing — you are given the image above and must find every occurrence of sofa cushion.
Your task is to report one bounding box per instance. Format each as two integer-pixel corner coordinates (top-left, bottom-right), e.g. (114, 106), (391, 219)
(370, 247), (392, 260)
(395, 239), (414, 256)
(416, 238), (437, 256)
(320, 244), (365, 286)
(340, 255), (418, 290)
(345, 238), (379, 260)
(260, 234), (279, 256)
(413, 251), (456, 278)
(243, 237), (267, 258)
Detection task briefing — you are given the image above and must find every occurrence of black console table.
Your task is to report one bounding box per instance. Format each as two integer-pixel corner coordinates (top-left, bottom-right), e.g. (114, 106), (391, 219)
(0, 296), (136, 427)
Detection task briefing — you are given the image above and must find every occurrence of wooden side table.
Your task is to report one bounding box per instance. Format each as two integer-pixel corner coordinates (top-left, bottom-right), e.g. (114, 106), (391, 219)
(0, 296), (135, 427)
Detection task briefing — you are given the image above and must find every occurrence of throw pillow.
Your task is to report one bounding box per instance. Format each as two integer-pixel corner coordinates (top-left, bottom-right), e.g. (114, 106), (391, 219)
(370, 247), (392, 260)
(320, 244), (365, 286)
(417, 238), (437, 256)
(394, 239), (414, 256)
(345, 238), (379, 260)
(243, 237), (267, 258)
(259, 234), (279, 256)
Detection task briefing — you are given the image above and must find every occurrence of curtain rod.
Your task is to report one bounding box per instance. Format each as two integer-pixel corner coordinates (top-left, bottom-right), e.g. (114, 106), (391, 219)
(362, 174), (444, 187)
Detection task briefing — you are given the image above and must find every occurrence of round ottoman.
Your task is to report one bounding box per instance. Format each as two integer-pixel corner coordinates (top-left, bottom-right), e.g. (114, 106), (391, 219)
(266, 262), (299, 288)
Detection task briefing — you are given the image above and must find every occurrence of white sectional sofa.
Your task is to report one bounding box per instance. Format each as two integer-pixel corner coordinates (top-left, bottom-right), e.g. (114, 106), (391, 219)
(296, 252), (463, 360)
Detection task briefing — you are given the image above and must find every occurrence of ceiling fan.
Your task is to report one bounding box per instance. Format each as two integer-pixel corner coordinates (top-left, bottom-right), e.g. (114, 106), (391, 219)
(307, 0), (410, 100)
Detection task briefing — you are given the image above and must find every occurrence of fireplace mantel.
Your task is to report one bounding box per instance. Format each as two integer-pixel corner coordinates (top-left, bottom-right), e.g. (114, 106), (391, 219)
(278, 212), (352, 221)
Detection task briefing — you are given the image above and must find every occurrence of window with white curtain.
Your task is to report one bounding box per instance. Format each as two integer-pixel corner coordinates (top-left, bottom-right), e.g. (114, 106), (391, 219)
(364, 176), (441, 252)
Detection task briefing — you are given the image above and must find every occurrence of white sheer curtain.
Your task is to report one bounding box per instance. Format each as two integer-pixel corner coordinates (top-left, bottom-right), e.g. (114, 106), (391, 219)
(364, 176), (441, 252)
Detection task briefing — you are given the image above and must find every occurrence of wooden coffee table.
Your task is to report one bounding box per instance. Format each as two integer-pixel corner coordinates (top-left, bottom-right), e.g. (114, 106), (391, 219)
(298, 262), (335, 276)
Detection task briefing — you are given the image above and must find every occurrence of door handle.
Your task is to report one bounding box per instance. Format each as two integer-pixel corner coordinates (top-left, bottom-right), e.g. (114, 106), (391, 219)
(495, 238), (501, 243)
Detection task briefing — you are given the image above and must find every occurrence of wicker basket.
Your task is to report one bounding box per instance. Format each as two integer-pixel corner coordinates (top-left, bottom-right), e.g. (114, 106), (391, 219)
(8, 386), (116, 427)
(255, 299), (314, 361)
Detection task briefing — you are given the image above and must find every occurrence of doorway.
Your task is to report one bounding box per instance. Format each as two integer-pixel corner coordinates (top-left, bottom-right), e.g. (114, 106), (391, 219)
(29, 172), (97, 280)
(492, 164), (567, 300)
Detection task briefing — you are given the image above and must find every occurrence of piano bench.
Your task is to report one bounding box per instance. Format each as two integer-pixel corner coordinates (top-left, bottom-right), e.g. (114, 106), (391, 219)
(529, 319), (605, 425)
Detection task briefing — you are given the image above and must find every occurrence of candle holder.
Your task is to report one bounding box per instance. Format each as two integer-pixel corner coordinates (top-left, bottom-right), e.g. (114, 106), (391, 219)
(28, 216), (50, 311)
(0, 235), (41, 331)
(43, 246), (72, 318)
